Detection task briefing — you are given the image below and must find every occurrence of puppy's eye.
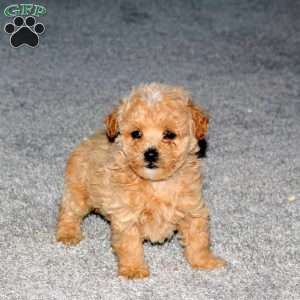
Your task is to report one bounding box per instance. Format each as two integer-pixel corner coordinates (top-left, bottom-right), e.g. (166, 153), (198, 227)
(131, 130), (143, 139)
(163, 130), (177, 140)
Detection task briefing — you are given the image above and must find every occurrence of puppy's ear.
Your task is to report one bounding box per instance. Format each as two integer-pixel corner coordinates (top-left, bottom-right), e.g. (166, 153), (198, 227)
(188, 100), (209, 139)
(104, 109), (119, 142)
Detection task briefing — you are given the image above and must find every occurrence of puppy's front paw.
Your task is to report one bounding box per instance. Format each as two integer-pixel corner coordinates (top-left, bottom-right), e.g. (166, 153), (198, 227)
(118, 264), (150, 279)
(56, 228), (83, 246)
(189, 251), (226, 270)
(57, 234), (82, 246)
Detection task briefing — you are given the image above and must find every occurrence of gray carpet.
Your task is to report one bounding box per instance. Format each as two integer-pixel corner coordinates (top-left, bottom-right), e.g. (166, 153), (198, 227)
(1, 0), (299, 299)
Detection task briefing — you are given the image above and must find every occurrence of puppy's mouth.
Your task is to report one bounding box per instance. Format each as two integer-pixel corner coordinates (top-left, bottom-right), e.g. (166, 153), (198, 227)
(145, 162), (158, 169)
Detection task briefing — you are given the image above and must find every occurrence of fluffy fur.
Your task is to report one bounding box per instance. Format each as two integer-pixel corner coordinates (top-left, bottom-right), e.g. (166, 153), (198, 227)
(56, 83), (226, 278)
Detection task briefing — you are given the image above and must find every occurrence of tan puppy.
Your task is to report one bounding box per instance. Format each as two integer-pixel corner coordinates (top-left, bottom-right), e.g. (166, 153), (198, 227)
(56, 83), (226, 279)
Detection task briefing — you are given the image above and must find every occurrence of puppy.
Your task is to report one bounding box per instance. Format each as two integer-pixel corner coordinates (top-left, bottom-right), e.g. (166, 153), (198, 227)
(56, 83), (225, 278)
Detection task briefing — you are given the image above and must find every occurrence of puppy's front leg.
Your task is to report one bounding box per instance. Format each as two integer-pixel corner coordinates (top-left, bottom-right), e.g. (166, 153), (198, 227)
(112, 223), (149, 279)
(178, 214), (226, 269)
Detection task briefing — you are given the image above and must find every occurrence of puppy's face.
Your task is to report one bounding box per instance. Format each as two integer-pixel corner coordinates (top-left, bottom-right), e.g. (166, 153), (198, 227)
(105, 83), (208, 181)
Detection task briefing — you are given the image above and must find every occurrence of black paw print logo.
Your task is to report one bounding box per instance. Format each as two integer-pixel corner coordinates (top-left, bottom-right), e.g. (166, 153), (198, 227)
(4, 16), (45, 48)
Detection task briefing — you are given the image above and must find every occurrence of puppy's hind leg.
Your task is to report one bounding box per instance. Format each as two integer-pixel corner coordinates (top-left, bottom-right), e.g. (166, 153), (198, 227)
(56, 183), (91, 246)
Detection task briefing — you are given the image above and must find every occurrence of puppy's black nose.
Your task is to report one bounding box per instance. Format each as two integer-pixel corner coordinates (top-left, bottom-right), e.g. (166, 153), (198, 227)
(144, 148), (159, 163)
